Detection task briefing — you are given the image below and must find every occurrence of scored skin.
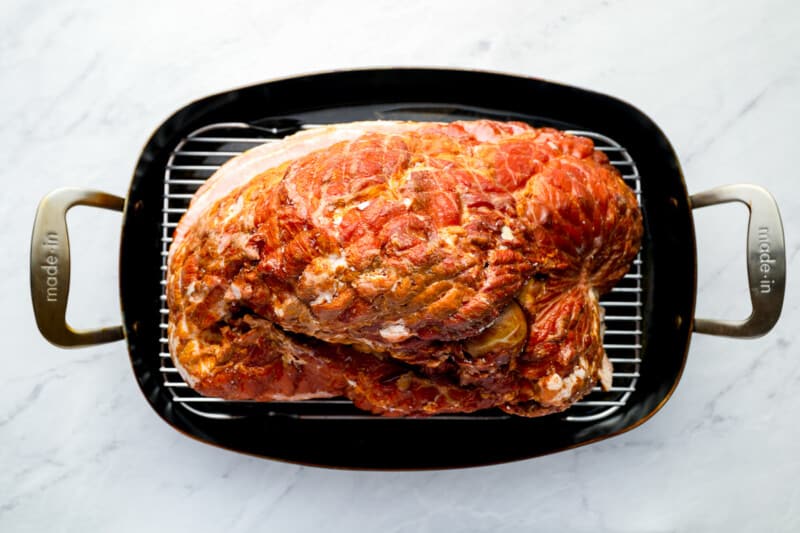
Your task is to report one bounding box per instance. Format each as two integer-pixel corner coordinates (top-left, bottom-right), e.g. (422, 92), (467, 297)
(170, 121), (423, 260)
(167, 120), (642, 416)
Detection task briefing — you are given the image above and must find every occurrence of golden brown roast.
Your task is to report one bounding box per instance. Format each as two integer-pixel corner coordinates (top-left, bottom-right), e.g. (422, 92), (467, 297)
(167, 120), (642, 416)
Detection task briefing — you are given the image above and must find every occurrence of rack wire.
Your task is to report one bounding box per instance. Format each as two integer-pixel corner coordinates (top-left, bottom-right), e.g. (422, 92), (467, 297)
(158, 122), (643, 422)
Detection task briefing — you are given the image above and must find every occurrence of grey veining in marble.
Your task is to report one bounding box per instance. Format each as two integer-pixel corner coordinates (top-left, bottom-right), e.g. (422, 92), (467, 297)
(2, 0), (799, 531)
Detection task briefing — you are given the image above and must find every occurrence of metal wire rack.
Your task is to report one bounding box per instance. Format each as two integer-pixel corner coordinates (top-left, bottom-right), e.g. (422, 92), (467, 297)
(158, 122), (643, 422)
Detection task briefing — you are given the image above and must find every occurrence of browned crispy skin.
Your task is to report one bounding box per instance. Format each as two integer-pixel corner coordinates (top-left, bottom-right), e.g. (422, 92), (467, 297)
(167, 120), (642, 416)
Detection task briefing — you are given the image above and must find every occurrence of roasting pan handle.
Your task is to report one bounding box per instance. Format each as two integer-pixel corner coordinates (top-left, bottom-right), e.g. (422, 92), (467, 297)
(690, 184), (785, 338)
(30, 188), (125, 347)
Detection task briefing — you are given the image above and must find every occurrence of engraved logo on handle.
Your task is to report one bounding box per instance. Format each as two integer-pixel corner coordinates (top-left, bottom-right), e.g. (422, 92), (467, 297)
(758, 226), (775, 294)
(40, 231), (59, 302)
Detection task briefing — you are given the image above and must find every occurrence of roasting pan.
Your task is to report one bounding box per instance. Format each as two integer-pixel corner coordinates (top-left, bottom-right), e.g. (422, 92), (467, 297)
(30, 68), (785, 469)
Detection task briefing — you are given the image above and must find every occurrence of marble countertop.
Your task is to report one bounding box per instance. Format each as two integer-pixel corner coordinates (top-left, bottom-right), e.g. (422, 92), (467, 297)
(3, 0), (799, 531)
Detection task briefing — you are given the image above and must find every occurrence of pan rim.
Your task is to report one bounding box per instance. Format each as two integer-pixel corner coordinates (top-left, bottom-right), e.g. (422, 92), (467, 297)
(118, 67), (695, 469)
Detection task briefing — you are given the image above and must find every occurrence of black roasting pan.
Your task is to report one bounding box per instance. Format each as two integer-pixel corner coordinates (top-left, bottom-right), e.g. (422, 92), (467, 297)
(30, 69), (785, 469)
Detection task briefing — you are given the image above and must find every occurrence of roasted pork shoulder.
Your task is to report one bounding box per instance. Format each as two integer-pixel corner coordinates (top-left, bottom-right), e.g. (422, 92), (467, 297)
(167, 120), (642, 416)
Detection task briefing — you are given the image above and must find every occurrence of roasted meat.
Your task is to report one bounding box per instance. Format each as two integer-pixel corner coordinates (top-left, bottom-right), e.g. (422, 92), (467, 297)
(167, 120), (642, 416)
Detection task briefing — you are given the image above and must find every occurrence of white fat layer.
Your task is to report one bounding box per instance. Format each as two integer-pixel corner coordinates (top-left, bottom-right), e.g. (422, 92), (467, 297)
(379, 321), (411, 342)
(558, 366), (588, 402)
(501, 225), (514, 241)
(543, 359), (590, 403)
(439, 228), (460, 249)
(599, 354), (613, 390)
(311, 289), (336, 306)
(185, 281), (202, 303)
(267, 392), (338, 401)
(544, 373), (563, 391)
(356, 200), (371, 210)
(300, 253), (349, 288)
(301, 269), (327, 288)
(303, 253), (350, 306)
(227, 283), (242, 300)
(559, 343), (575, 362)
(222, 195), (244, 224)
(325, 253), (348, 271)
(551, 373), (581, 402)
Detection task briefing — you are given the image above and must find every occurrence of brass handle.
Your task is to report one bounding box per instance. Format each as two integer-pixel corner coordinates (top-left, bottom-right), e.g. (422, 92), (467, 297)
(30, 188), (126, 347)
(690, 184), (785, 338)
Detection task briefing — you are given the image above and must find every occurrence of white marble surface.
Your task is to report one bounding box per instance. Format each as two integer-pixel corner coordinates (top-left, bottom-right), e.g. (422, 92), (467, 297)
(2, 0), (799, 531)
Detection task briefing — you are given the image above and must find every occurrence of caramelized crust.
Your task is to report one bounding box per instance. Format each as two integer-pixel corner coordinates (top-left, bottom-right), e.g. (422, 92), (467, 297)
(167, 120), (642, 416)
